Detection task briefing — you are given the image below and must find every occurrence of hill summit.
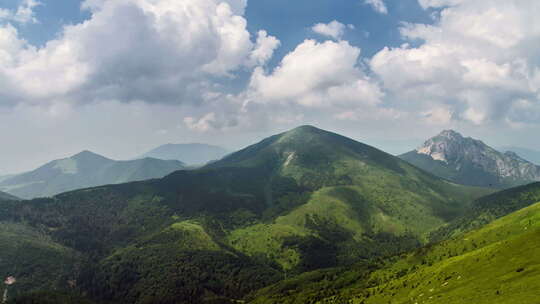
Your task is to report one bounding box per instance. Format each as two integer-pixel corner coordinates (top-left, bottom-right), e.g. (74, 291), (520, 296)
(400, 130), (540, 188)
(0, 151), (185, 199)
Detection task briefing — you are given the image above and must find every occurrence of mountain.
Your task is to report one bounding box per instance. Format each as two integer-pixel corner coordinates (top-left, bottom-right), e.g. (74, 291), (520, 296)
(0, 151), (185, 199)
(399, 130), (540, 188)
(0, 126), (491, 303)
(249, 183), (540, 304)
(0, 190), (18, 201)
(499, 146), (540, 165)
(140, 143), (228, 165)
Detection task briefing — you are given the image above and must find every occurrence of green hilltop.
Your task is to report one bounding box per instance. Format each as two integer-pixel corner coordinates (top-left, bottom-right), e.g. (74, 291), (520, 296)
(1, 126), (493, 303)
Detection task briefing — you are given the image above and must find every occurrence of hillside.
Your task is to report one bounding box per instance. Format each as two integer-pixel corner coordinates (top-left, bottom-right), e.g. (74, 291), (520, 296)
(0, 126), (490, 303)
(0, 151), (185, 199)
(400, 130), (540, 188)
(249, 195), (540, 304)
(0, 190), (18, 201)
(140, 143), (228, 165)
(0, 221), (81, 301)
(431, 182), (540, 241)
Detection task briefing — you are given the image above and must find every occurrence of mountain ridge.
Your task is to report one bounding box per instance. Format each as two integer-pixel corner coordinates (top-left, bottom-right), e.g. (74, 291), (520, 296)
(499, 146), (540, 165)
(140, 142), (228, 165)
(0, 151), (185, 199)
(399, 130), (540, 188)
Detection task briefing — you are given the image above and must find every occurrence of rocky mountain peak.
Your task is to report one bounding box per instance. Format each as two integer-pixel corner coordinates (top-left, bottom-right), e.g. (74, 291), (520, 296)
(415, 130), (469, 163)
(402, 130), (540, 188)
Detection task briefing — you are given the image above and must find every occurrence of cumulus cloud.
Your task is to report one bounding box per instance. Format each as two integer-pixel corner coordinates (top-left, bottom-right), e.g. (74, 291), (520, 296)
(0, 0), (41, 24)
(248, 30), (281, 67)
(248, 39), (383, 108)
(311, 20), (352, 40)
(417, 0), (464, 9)
(370, 0), (540, 126)
(0, 0), (279, 107)
(364, 0), (388, 14)
(184, 111), (240, 132)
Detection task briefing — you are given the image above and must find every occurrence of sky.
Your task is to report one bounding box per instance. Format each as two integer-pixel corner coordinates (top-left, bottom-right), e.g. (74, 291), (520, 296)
(1, 0), (540, 174)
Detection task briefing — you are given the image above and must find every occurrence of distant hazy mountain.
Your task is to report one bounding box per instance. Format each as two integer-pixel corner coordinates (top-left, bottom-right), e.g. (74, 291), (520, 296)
(0, 150), (185, 199)
(400, 130), (540, 188)
(140, 143), (228, 165)
(499, 146), (540, 165)
(0, 190), (18, 201)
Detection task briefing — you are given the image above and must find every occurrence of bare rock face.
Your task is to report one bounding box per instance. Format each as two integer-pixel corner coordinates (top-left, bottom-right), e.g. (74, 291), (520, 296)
(402, 130), (540, 188)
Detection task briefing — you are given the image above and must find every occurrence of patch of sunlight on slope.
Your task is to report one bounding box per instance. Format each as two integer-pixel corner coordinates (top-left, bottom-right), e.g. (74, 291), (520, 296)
(166, 220), (221, 251)
(227, 223), (305, 271)
(227, 185), (450, 271)
(274, 187), (366, 240)
(53, 158), (78, 174)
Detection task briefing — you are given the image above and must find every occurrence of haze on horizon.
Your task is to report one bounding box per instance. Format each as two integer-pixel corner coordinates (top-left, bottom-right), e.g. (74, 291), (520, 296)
(1, 0), (540, 174)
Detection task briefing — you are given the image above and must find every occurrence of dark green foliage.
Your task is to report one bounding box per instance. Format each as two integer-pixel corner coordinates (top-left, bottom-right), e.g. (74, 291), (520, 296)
(7, 291), (96, 304)
(83, 249), (282, 304)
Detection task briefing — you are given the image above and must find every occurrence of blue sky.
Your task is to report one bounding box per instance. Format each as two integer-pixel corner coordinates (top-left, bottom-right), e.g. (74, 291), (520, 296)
(7, 0), (90, 46)
(17, 0), (433, 60)
(246, 0), (433, 59)
(1, 0), (540, 173)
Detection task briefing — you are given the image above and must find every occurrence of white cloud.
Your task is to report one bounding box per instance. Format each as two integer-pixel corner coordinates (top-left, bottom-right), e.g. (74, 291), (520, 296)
(184, 113), (219, 132)
(417, 0), (464, 9)
(0, 0), (279, 107)
(312, 20), (350, 40)
(421, 107), (453, 125)
(364, 0), (388, 14)
(248, 39), (383, 108)
(248, 30), (281, 67)
(370, 0), (540, 126)
(0, 0), (41, 24)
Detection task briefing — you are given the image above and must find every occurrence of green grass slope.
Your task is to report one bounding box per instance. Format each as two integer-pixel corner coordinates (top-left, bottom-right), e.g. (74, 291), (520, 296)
(342, 201), (540, 304)
(431, 182), (540, 241)
(249, 198), (540, 304)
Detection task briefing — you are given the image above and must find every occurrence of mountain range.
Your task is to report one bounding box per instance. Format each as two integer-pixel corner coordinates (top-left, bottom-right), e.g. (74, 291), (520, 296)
(140, 143), (228, 165)
(399, 130), (540, 188)
(0, 151), (185, 199)
(0, 125), (492, 303)
(2, 126), (539, 304)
